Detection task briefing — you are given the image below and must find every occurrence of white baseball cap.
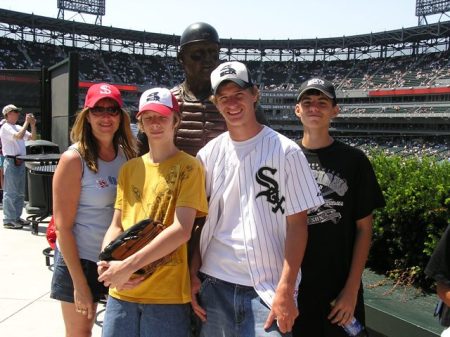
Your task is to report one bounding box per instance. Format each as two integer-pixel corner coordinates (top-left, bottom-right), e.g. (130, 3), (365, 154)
(137, 88), (179, 118)
(2, 104), (22, 116)
(210, 61), (253, 94)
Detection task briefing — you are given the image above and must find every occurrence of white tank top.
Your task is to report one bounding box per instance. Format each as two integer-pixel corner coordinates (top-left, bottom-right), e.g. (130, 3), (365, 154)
(58, 145), (127, 262)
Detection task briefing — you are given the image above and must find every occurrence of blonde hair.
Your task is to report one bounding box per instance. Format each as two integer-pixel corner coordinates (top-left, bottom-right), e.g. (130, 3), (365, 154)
(137, 110), (182, 133)
(70, 107), (137, 173)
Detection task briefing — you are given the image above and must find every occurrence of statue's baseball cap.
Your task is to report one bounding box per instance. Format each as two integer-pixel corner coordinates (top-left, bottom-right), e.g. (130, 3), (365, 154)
(211, 61), (253, 94)
(84, 83), (123, 108)
(296, 78), (336, 102)
(137, 88), (180, 118)
(2, 104), (22, 116)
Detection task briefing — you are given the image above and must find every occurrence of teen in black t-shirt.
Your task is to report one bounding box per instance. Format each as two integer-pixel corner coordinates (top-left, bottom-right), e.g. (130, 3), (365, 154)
(293, 78), (385, 337)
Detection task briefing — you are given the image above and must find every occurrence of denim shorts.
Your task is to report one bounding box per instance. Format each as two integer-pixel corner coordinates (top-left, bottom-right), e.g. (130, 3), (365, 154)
(50, 248), (107, 303)
(102, 296), (190, 337)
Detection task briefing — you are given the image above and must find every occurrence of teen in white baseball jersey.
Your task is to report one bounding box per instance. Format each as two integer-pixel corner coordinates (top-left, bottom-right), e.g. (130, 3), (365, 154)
(190, 61), (323, 337)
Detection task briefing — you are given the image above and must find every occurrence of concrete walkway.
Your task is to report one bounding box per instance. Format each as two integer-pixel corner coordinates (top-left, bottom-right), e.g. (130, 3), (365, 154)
(1, 207), (443, 337)
(0, 209), (103, 337)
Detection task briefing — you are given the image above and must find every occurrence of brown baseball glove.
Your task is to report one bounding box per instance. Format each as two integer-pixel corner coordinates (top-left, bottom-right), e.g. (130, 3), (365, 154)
(99, 218), (172, 279)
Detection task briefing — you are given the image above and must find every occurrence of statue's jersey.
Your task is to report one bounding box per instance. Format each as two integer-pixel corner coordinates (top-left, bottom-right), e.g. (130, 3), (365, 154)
(172, 83), (226, 156)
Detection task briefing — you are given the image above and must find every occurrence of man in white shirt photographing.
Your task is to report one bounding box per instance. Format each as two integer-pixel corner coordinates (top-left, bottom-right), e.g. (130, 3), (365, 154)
(0, 104), (36, 229)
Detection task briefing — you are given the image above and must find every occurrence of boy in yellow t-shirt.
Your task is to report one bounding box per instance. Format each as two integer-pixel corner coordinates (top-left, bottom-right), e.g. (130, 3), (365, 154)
(98, 88), (208, 337)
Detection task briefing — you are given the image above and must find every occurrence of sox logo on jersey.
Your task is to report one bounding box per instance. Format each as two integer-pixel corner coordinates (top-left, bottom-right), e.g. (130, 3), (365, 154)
(255, 166), (285, 214)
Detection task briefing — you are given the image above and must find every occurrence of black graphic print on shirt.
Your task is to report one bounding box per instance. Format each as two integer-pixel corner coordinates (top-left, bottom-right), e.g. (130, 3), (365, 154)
(307, 162), (348, 225)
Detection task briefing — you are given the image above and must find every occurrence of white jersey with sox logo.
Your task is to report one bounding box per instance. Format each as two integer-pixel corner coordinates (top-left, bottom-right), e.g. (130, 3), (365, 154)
(197, 126), (324, 307)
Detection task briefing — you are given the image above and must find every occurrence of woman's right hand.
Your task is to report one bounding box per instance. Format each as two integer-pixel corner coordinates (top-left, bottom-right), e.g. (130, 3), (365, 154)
(74, 283), (95, 319)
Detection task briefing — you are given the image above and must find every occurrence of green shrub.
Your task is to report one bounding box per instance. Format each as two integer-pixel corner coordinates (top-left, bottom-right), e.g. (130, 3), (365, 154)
(367, 152), (450, 290)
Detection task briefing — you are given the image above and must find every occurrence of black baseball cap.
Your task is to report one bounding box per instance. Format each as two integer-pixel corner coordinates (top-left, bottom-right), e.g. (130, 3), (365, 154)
(296, 78), (336, 102)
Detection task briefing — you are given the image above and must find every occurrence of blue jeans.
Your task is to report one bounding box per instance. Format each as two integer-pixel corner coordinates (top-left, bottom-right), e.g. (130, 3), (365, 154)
(198, 273), (291, 337)
(3, 157), (25, 223)
(102, 296), (190, 337)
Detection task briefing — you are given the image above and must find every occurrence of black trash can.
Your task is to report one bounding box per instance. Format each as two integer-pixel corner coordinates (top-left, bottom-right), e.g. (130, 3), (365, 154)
(25, 140), (60, 206)
(26, 140), (60, 155)
(27, 165), (56, 234)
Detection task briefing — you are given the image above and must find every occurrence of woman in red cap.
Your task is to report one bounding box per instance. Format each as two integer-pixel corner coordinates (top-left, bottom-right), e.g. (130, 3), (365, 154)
(97, 87), (208, 337)
(50, 83), (137, 337)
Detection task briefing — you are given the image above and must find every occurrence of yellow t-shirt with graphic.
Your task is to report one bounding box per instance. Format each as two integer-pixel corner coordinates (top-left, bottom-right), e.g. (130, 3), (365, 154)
(109, 151), (208, 304)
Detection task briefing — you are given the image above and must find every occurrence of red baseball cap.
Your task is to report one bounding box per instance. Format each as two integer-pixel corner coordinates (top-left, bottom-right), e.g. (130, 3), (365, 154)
(84, 83), (123, 108)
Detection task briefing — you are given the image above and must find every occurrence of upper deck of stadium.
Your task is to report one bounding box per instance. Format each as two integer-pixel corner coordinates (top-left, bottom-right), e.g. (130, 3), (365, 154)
(1, 8), (450, 61)
(0, 8), (449, 153)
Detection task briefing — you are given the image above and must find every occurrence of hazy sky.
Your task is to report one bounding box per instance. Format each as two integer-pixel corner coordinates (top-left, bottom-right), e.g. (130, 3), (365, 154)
(1, 0), (447, 39)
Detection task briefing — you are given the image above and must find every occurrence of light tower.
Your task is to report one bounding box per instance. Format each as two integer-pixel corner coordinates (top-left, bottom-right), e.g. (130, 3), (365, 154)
(416, 0), (450, 25)
(57, 0), (105, 25)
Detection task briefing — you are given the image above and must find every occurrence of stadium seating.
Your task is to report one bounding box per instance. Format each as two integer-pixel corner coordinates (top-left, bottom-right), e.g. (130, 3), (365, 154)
(0, 36), (449, 160)
(3, 37), (450, 92)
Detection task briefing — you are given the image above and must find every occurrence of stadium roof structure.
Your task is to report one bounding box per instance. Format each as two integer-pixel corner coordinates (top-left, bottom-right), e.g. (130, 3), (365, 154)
(0, 9), (179, 47)
(0, 8), (450, 60)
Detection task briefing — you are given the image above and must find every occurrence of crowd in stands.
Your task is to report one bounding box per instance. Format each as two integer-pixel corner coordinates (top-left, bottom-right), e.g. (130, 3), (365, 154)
(340, 137), (450, 162)
(2, 37), (450, 92)
(0, 38), (30, 69)
(0, 38), (183, 87)
(267, 103), (450, 121)
(339, 104), (450, 116)
(270, 131), (449, 161)
(1, 37), (449, 160)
